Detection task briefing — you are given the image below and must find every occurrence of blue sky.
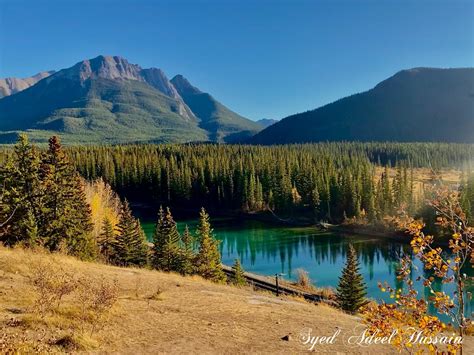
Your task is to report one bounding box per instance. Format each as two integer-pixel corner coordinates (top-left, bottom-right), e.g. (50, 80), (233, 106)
(0, 0), (472, 120)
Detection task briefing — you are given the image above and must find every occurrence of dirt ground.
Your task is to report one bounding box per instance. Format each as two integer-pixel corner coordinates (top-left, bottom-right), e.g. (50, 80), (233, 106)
(0, 247), (471, 354)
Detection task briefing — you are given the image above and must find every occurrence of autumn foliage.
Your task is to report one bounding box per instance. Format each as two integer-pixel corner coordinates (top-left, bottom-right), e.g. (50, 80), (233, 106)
(363, 185), (473, 353)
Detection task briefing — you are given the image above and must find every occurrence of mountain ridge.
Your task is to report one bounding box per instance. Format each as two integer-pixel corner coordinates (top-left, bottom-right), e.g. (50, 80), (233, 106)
(249, 67), (474, 144)
(0, 55), (261, 144)
(0, 70), (55, 98)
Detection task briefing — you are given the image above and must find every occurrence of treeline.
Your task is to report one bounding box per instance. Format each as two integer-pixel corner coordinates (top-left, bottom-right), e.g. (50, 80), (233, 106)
(460, 172), (474, 224)
(1, 138), (472, 234)
(61, 143), (450, 223)
(0, 135), (229, 285)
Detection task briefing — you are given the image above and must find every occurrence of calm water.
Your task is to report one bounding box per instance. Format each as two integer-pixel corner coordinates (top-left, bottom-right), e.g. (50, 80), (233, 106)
(141, 217), (473, 318)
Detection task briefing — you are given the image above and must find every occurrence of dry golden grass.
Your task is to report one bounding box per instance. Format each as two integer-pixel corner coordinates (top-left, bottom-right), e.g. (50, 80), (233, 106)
(0, 246), (471, 354)
(374, 167), (462, 185)
(374, 167), (462, 199)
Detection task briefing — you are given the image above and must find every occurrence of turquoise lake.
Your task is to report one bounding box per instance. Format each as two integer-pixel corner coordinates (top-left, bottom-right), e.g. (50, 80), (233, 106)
(141, 217), (473, 319)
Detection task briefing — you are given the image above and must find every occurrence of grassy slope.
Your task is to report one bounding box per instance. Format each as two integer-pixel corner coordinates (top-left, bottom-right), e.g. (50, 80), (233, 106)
(0, 247), (399, 354)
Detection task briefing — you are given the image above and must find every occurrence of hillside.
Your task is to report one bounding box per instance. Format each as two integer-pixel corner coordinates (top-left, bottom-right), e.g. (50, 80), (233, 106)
(0, 247), (401, 353)
(250, 68), (474, 144)
(0, 56), (261, 144)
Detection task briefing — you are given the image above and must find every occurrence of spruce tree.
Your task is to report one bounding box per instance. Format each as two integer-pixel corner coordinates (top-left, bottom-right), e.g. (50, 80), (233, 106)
(113, 200), (148, 266)
(231, 258), (246, 286)
(178, 225), (195, 275)
(152, 207), (181, 272)
(40, 136), (95, 258)
(0, 134), (43, 246)
(66, 177), (97, 259)
(336, 244), (368, 314)
(195, 208), (226, 283)
(310, 186), (320, 221)
(98, 217), (116, 263)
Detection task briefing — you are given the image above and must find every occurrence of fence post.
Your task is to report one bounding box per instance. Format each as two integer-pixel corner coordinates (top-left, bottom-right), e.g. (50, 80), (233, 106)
(275, 273), (280, 296)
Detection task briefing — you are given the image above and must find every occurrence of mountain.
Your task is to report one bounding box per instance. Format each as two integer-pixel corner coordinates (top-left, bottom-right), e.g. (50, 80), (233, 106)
(0, 71), (55, 98)
(256, 118), (278, 128)
(0, 56), (260, 144)
(249, 68), (474, 144)
(170, 75), (261, 142)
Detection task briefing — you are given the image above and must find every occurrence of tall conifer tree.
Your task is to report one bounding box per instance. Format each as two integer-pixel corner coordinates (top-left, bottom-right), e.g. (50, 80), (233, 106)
(178, 225), (195, 275)
(152, 207), (181, 271)
(0, 134), (43, 246)
(98, 217), (116, 263)
(336, 244), (368, 314)
(40, 136), (95, 258)
(113, 200), (148, 266)
(195, 208), (226, 283)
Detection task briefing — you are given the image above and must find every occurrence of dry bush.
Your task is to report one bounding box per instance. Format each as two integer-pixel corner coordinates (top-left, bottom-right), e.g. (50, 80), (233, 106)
(318, 287), (336, 300)
(28, 261), (78, 317)
(294, 268), (314, 291)
(76, 276), (119, 333)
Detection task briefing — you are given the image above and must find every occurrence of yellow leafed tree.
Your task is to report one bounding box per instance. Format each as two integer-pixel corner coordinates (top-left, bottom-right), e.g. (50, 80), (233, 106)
(84, 178), (122, 241)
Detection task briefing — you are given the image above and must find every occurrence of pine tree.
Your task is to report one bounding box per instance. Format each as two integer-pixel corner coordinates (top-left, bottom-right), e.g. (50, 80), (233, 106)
(113, 200), (148, 266)
(336, 244), (368, 314)
(0, 134), (43, 246)
(66, 177), (97, 259)
(310, 186), (321, 221)
(195, 208), (226, 283)
(231, 258), (246, 286)
(40, 136), (95, 258)
(98, 217), (116, 263)
(178, 225), (195, 275)
(23, 209), (39, 247)
(152, 207), (181, 272)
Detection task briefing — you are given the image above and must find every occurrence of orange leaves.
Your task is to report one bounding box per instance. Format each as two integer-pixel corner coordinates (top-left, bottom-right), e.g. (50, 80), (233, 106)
(364, 186), (472, 354)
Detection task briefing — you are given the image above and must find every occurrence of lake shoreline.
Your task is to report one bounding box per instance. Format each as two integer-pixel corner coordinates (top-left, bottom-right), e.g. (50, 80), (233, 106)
(236, 211), (412, 242)
(134, 203), (447, 247)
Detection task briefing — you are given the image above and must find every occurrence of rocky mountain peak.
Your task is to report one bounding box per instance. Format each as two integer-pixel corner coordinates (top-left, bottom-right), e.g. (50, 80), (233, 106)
(70, 55), (143, 82)
(0, 70), (55, 98)
(171, 75), (202, 95)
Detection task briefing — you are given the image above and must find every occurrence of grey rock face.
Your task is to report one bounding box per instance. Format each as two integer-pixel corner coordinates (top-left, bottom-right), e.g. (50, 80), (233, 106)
(44, 55), (196, 120)
(0, 70), (55, 98)
(142, 68), (196, 120)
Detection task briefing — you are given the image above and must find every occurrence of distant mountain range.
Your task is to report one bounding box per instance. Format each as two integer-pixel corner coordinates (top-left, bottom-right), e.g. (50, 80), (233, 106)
(1, 60), (472, 145)
(250, 68), (474, 144)
(0, 71), (55, 98)
(0, 55), (261, 144)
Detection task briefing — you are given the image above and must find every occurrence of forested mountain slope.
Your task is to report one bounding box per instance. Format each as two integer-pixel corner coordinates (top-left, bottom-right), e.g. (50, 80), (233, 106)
(250, 68), (474, 144)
